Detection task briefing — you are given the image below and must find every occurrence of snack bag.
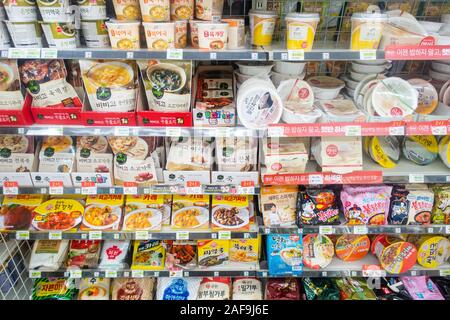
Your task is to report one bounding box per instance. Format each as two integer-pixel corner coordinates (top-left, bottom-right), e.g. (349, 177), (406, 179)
(32, 278), (77, 300)
(131, 240), (166, 270)
(78, 278), (110, 300)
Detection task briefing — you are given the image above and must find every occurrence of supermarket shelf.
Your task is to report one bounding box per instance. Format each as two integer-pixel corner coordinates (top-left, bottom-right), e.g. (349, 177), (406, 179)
(257, 256), (450, 278)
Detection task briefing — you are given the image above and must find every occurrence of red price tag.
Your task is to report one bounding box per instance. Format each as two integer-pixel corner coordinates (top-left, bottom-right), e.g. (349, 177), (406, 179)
(186, 181), (200, 187)
(4, 181), (18, 188)
(3, 181), (18, 195)
(241, 181), (255, 187)
(81, 181), (97, 195)
(123, 182), (138, 195)
(82, 181), (95, 188)
(49, 181), (64, 195)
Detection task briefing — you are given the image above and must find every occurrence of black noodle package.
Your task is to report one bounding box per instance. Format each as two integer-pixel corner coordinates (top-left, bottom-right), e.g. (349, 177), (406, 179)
(297, 188), (340, 225)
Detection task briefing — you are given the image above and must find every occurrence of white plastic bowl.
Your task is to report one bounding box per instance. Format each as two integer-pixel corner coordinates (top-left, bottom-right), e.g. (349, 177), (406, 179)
(235, 70), (270, 83)
(346, 88), (355, 97)
(354, 59), (389, 66)
(273, 61), (306, 75)
(281, 105), (322, 123)
(344, 77), (359, 90)
(439, 23), (450, 35)
(431, 62), (450, 74)
(236, 62), (274, 76)
(351, 62), (390, 74)
(307, 76), (345, 100)
(271, 70), (306, 88)
(436, 35), (450, 45)
(419, 20), (443, 33)
(430, 68), (450, 81)
(442, 14), (450, 24)
(350, 69), (377, 81)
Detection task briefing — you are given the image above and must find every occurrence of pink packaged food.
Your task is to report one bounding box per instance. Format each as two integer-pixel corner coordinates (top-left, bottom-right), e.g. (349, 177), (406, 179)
(401, 276), (444, 300)
(340, 185), (392, 225)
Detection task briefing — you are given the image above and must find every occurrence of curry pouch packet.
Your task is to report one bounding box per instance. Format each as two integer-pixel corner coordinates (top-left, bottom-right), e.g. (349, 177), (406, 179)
(0, 194), (44, 231)
(211, 195), (250, 231)
(197, 240), (229, 269)
(18, 59), (80, 108)
(124, 194), (171, 231)
(298, 188), (340, 225)
(79, 60), (138, 112)
(80, 195), (124, 231)
(131, 240), (166, 270)
(0, 60), (24, 110)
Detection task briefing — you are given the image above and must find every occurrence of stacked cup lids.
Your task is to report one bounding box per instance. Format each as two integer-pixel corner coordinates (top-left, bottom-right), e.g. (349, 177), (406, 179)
(234, 62), (273, 88)
(271, 61), (306, 88)
(344, 60), (391, 98)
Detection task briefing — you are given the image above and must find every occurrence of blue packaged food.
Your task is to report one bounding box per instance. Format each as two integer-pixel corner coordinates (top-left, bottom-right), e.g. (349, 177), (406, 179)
(267, 234), (303, 276)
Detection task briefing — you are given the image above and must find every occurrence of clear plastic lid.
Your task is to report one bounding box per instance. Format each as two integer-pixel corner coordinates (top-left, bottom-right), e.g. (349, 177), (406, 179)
(249, 9), (277, 17)
(285, 13), (320, 20)
(351, 12), (388, 20)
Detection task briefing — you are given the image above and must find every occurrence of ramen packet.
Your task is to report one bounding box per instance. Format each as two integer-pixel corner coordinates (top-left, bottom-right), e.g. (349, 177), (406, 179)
(265, 278), (300, 300)
(267, 234), (303, 276)
(0, 195), (44, 231)
(32, 278), (77, 300)
(29, 240), (70, 271)
(75, 136), (113, 174)
(78, 278), (111, 300)
(131, 240), (166, 270)
(334, 278), (377, 300)
(79, 195), (124, 231)
(197, 277), (231, 300)
(156, 277), (201, 300)
(124, 194), (172, 231)
(297, 188), (341, 225)
(98, 240), (131, 269)
(138, 60), (192, 112)
(165, 240), (197, 270)
(18, 59), (80, 108)
(79, 60), (138, 113)
(38, 136), (76, 173)
(111, 278), (156, 300)
(431, 186), (450, 224)
(0, 60), (24, 110)
(197, 240), (229, 269)
(229, 239), (259, 264)
(341, 185), (392, 225)
(66, 240), (101, 269)
(302, 278), (340, 300)
(389, 187), (434, 225)
(400, 276), (445, 300)
(232, 278), (263, 300)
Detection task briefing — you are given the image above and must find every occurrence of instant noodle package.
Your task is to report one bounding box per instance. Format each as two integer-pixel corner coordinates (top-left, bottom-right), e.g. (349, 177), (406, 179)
(302, 234), (334, 270)
(334, 234), (370, 262)
(267, 234), (303, 276)
(297, 188), (340, 225)
(171, 194), (210, 229)
(389, 186), (434, 225)
(371, 235), (418, 274)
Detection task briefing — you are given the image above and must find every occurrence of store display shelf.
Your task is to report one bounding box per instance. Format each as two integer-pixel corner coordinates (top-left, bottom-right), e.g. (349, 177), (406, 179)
(257, 256), (450, 278)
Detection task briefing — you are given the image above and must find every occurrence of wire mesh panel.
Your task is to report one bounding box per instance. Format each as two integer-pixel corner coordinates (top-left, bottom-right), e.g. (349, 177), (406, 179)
(0, 234), (33, 300)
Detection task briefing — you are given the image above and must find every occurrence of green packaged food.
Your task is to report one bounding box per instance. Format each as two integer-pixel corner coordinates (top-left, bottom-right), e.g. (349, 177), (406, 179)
(432, 186), (450, 224)
(302, 278), (340, 300)
(334, 278), (376, 300)
(32, 278), (77, 300)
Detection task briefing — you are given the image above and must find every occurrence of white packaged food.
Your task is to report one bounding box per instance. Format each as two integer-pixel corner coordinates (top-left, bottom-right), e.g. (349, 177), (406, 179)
(98, 240), (131, 269)
(29, 240), (69, 271)
(78, 278), (111, 300)
(156, 277), (201, 300)
(166, 137), (212, 171)
(216, 136), (258, 172)
(197, 278), (231, 300)
(263, 137), (308, 174)
(232, 278), (262, 300)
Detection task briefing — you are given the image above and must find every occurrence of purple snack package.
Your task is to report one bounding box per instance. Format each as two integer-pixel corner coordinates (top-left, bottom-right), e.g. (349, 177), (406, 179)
(401, 276), (445, 300)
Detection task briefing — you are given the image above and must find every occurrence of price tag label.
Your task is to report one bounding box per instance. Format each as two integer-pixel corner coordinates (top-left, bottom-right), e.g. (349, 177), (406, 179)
(264, 228), (271, 235)
(132, 270), (144, 278)
(261, 271), (268, 277)
(410, 270), (417, 276)
(237, 181), (255, 195)
(105, 270), (117, 278)
(41, 48), (58, 59)
(395, 227), (401, 234)
(154, 271), (160, 277)
(362, 269), (386, 277)
(49, 181), (64, 195)
(244, 233), (251, 239)
(89, 231), (102, 240)
(81, 181), (97, 195)
(359, 50), (377, 60)
(135, 231), (149, 240)
(319, 226), (333, 235)
(267, 126), (284, 137)
(214, 271), (220, 277)
(48, 231), (62, 240)
(353, 226), (368, 235)
(123, 182), (137, 195)
(176, 231), (189, 240)
(16, 231), (30, 240)
(84, 51), (92, 58)
(69, 270), (82, 278)
(166, 127), (181, 137)
(3, 181), (18, 195)
(114, 127), (130, 136)
(93, 272), (99, 277)
(167, 49), (183, 60)
(8, 48), (25, 58)
(431, 126), (447, 135)
(427, 227), (434, 234)
(409, 174), (424, 183)
(440, 269), (450, 276)
(113, 233), (120, 240)
(345, 125), (362, 136)
(243, 271), (250, 277)
(29, 271), (41, 278)
(126, 52), (134, 59)
(185, 181), (202, 194)
(288, 50), (305, 61)
(169, 270), (183, 277)
(308, 174), (324, 185)
(446, 225), (450, 234)
(216, 127), (230, 137)
(389, 126), (405, 136)
(210, 52), (217, 59)
(322, 52), (330, 60)
(218, 231), (231, 240)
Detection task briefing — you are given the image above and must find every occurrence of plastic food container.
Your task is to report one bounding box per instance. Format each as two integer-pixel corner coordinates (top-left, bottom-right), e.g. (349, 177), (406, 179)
(351, 12), (387, 50)
(5, 21), (43, 48)
(106, 20), (141, 49)
(112, 0), (141, 20)
(371, 235), (417, 274)
(195, 0), (224, 21)
(273, 61), (306, 75)
(143, 22), (175, 49)
(407, 78), (439, 115)
(174, 20), (187, 48)
(81, 20), (110, 48)
(3, 0), (37, 22)
(234, 71), (270, 84)
(430, 68), (450, 82)
(277, 79), (315, 111)
(236, 78), (283, 129)
(302, 234), (334, 270)
(170, 0), (194, 20)
(236, 62), (274, 76)
(402, 135), (438, 166)
(351, 62), (389, 74)
(197, 22), (228, 50)
(307, 76), (345, 100)
(78, 0), (107, 20)
(140, 0), (170, 22)
(418, 21), (443, 33)
(281, 105), (321, 124)
(249, 9), (277, 46)
(439, 136), (450, 168)
(432, 61), (450, 74)
(36, 0), (72, 23)
(189, 19), (203, 48)
(222, 18), (245, 49)
(366, 136), (400, 169)
(41, 22), (77, 49)
(285, 13), (319, 50)
(335, 235), (370, 262)
(271, 70), (306, 88)
(412, 236), (450, 268)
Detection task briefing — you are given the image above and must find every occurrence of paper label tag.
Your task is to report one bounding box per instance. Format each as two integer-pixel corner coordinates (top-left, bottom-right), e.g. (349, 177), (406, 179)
(69, 270), (82, 278)
(29, 271), (41, 278)
(81, 181), (97, 195)
(431, 126), (447, 135)
(105, 270), (117, 278)
(131, 270), (144, 278)
(41, 48), (58, 59)
(185, 181), (202, 194)
(218, 231), (231, 240)
(237, 186), (255, 194)
(135, 231), (149, 240)
(49, 181), (64, 195)
(446, 225), (450, 234)
(126, 52), (134, 59)
(48, 231), (62, 240)
(166, 127), (182, 137)
(267, 126), (284, 137)
(16, 231), (30, 240)
(114, 127), (130, 136)
(167, 49), (183, 60)
(345, 125), (362, 136)
(308, 174), (324, 185)
(216, 128), (230, 137)
(169, 270), (183, 277)
(319, 226), (333, 235)
(360, 50), (377, 60)
(3, 181), (18, 195)
(353, 226), (368, 235)
(409, 174), (424, 183)
(123, 182), (137, 195)
(89, 231), (102, 240)
(210, 52), (217, 60)
(389, 126), (405, 136)
(288, 50), (305, 61)
(362, 269), (386, 277)
(440, 269), (450, 276)
(176, 231), (189, 240)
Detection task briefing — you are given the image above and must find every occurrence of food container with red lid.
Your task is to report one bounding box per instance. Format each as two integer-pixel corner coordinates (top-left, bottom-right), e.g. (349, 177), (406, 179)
(371, 235), (418, 274)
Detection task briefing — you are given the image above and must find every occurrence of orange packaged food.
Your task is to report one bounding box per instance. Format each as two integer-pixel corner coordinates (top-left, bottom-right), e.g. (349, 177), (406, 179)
(335, 234), (370, 262)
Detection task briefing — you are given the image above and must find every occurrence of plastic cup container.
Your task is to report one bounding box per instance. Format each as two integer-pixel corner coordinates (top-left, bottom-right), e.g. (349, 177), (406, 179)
(3, 0), (37, 22)
(140, 0), (170, 22)
(189, 19), (203, 48)
(222, 18), (245, 49)
(274, 61), (306, 75)
(40, 22), (77, 49)
(174, 20), (187, 48)
(112, 0), (141, 21)
(106, 20), (141, 49)
(36, 0), (72, 23)
(249, 9), (277, 46)
(351, 12), (387, 50)
(78, 0), (107, 20)
(5, 21), (43, 48)
(170, 0), (194, 20)
(285, 13), (319, 50)
(197, 22), (228, 50)
(142, 21), (175, 49)
(195, 0), (224, 21)
(81, 20), (110, 48)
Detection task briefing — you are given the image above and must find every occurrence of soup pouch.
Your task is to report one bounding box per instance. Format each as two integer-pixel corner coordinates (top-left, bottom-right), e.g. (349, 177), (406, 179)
(0, 60), (24, 110)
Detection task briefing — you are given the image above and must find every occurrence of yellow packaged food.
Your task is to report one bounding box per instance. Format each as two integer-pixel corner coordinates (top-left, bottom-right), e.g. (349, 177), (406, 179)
(124, 194), (172, 231)
(80, 195), (124, 231)
(211, 195), (250, 231)
(230, 239), (259, 263)
(197, 240), (229, 268)
(31, 198), (85, 232)
(131, 240), (166, 270)
(350, 12), (387, 50)
(171, 195), (210, 230)
(412, 236), (450, 268)
(285, 13), (319, 50)
(249, 9), (277, 46)
(0, 195), (45, 231)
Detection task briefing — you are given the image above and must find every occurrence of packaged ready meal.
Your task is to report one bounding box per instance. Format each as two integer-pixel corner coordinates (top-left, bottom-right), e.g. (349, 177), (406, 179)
(298, 188), (340, 225)
(166, 137), (212, 171)
(38, 136), (76, 173)
(0, 195), (44, 230)
(156, 277), (201, 300)
(32, 278), (77, 300)
(302, 234), (334, 270)
(98, 240), (131, 269)
(211, 195), (250, 231)
(410, 236), (450, 269)
(265, 278), (300, 300)
(138, 60), (192, 112)
(29, 240), (70, 271)
(260, 186), (298, 227)
(31, 198), (84, 232)
(197, 240), (229, 269)
(124, 194), (171, 230)
(80, 60), (138, 113)
(334, 277), (377, 300)
(371, 235), (418, 274)
(140, 0), (170, 21)
(263, 137), (309, 175)
(215, 137), (258, 172)
(78, 278), (110, 300)
(267, 234), (303, 276)
(230, 239), (259, 264)
(0, 60), (24, 110)
(0, 135), (34, 172)
(18, 59), (80, 108)
(431, 186), (450, 224)
(335, 234), (370, 262)
(80, 195), (124, 231)
(131, 240), (166, 270)
(232, 278), (262, 300)
(76, 136), (113, 174)
(66, 240), (101, 269)
(171, 195), (210, 229)
(197, 277), (231, 300)
(112, 0), (142, 20)
(111, 278), (155, 300)
(166, 240), (197, 270)
(389, 187), (434, 225)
